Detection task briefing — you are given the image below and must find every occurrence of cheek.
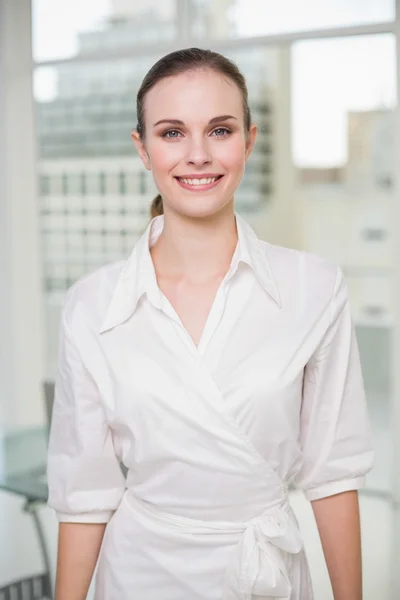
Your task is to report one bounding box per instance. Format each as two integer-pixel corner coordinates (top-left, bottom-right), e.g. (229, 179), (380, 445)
(216, 138), (246, 176)
(147, 139), (182, 172)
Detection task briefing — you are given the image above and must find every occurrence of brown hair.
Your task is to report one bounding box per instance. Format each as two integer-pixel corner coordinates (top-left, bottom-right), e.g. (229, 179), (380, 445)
(150, 194), (163, 218)
(135, 48), (252, 218)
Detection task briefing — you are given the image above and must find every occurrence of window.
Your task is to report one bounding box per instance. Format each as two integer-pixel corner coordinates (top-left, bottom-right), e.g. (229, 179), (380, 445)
(119, 171), (127, 195)
(81, 173), (87, 195)
(99, 171), (106, 195)
(362, 228), (388, 241)
(61, 173), (68, 195)
(39, 174), (50, 195)
(292, 35), (396, 170)
(33, 0), (177, 61)
(191, 0), (394, 39)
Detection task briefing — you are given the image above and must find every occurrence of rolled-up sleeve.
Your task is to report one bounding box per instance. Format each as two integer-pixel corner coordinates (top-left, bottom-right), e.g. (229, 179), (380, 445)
(47, 307), (126, 523)
(295, 266), (374, 502)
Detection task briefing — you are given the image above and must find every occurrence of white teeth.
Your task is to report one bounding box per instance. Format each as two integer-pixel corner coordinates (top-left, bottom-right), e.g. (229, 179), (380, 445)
(179, 177), (219, 186)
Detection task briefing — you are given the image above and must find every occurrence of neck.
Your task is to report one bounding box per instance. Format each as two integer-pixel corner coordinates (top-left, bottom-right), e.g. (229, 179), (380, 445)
(150, 205), (238, 283)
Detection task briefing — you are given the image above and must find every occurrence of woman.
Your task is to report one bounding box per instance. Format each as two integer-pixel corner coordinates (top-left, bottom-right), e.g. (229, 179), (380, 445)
(47, 48), (373, 600)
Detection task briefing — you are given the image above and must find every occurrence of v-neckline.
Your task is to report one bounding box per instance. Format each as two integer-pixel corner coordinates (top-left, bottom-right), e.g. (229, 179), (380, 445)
(158, 277), (229, 356)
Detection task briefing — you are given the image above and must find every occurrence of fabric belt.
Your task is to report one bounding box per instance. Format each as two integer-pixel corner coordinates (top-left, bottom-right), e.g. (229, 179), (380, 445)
(125, 492), (303, 600)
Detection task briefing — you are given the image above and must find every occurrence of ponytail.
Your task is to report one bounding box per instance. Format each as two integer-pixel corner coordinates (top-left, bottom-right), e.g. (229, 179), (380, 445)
(150, 194), (163, 218)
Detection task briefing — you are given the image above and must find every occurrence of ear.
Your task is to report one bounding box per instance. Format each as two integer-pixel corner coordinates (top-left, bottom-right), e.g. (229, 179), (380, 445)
(245, 123), (258, 162)
(131, 130), (151, 170)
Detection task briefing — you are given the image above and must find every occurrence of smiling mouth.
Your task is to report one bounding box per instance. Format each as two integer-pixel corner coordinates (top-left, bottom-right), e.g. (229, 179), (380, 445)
(175, 175), (223, 186)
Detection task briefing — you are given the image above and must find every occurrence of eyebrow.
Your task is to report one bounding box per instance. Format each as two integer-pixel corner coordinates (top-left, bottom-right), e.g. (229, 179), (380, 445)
(152, 115), (238, 127)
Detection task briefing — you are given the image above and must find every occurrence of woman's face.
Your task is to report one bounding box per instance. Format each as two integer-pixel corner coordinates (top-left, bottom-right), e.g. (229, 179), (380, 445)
(132, 69), (257, 219)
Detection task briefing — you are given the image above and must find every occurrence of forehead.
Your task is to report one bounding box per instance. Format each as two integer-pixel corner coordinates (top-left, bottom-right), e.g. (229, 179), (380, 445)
(144, 69), (243, 123)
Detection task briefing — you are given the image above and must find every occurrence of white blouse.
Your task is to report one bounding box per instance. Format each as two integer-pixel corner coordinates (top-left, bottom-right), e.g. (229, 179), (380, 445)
(47, 214), (373, 600)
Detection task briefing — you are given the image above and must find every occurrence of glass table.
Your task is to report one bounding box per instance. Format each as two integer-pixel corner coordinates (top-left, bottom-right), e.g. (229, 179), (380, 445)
(0, 426), (52, 599)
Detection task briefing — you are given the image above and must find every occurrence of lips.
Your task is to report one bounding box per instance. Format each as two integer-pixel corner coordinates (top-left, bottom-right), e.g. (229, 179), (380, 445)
(175, 175), (223, 185)
(174, 174), (224, 192)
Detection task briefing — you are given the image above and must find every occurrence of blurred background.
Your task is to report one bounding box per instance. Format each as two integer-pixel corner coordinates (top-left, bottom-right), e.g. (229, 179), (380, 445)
(0, 0), (399, 598)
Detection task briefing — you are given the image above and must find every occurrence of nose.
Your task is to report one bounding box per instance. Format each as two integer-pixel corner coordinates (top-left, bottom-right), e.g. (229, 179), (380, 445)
(185, 136), (212, 166)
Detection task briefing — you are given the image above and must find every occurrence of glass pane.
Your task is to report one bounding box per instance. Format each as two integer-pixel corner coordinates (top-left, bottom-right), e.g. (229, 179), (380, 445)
(33, 0), (177, 62)
(191, 0), (394, 39)
(292, 33), (396, 496)
(293, 35), (396, 168)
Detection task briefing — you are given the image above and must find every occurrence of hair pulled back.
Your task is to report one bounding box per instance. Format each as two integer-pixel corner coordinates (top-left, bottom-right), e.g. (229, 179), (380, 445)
(135, 48), (252, 218)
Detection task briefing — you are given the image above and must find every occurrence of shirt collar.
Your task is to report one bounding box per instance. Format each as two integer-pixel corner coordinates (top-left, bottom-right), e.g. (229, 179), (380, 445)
(100, 212), (281, 334)
(234, 213), (281, 307)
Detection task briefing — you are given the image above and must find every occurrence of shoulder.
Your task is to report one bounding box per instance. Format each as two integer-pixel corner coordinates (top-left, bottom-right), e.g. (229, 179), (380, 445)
(61, 259), (127, 335)
(260, 240), (344, 309)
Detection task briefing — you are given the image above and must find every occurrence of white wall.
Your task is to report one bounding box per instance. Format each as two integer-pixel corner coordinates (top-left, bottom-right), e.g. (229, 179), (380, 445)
(0, 0), (46, 428)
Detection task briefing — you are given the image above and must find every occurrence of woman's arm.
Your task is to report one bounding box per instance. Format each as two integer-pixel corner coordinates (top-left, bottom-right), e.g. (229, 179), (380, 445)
(312, 490), (362, 600)
(294, 268), (373, 596)
(55, 522), (106, 600)
(47, 310), (126, 598)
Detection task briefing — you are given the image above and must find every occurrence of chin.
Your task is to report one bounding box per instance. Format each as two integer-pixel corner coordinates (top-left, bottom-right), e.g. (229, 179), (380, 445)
(164, 191), (234, 219)
(176, 199), (233, 220)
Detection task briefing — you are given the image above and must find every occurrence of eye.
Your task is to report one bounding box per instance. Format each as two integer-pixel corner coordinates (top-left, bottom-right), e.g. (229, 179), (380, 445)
(211, 127), (231, 137)
(161, 129), (182, 139)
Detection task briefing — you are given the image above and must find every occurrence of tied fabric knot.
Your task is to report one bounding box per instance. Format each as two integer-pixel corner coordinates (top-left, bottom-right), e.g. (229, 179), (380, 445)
(238, 506), (303, 600)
